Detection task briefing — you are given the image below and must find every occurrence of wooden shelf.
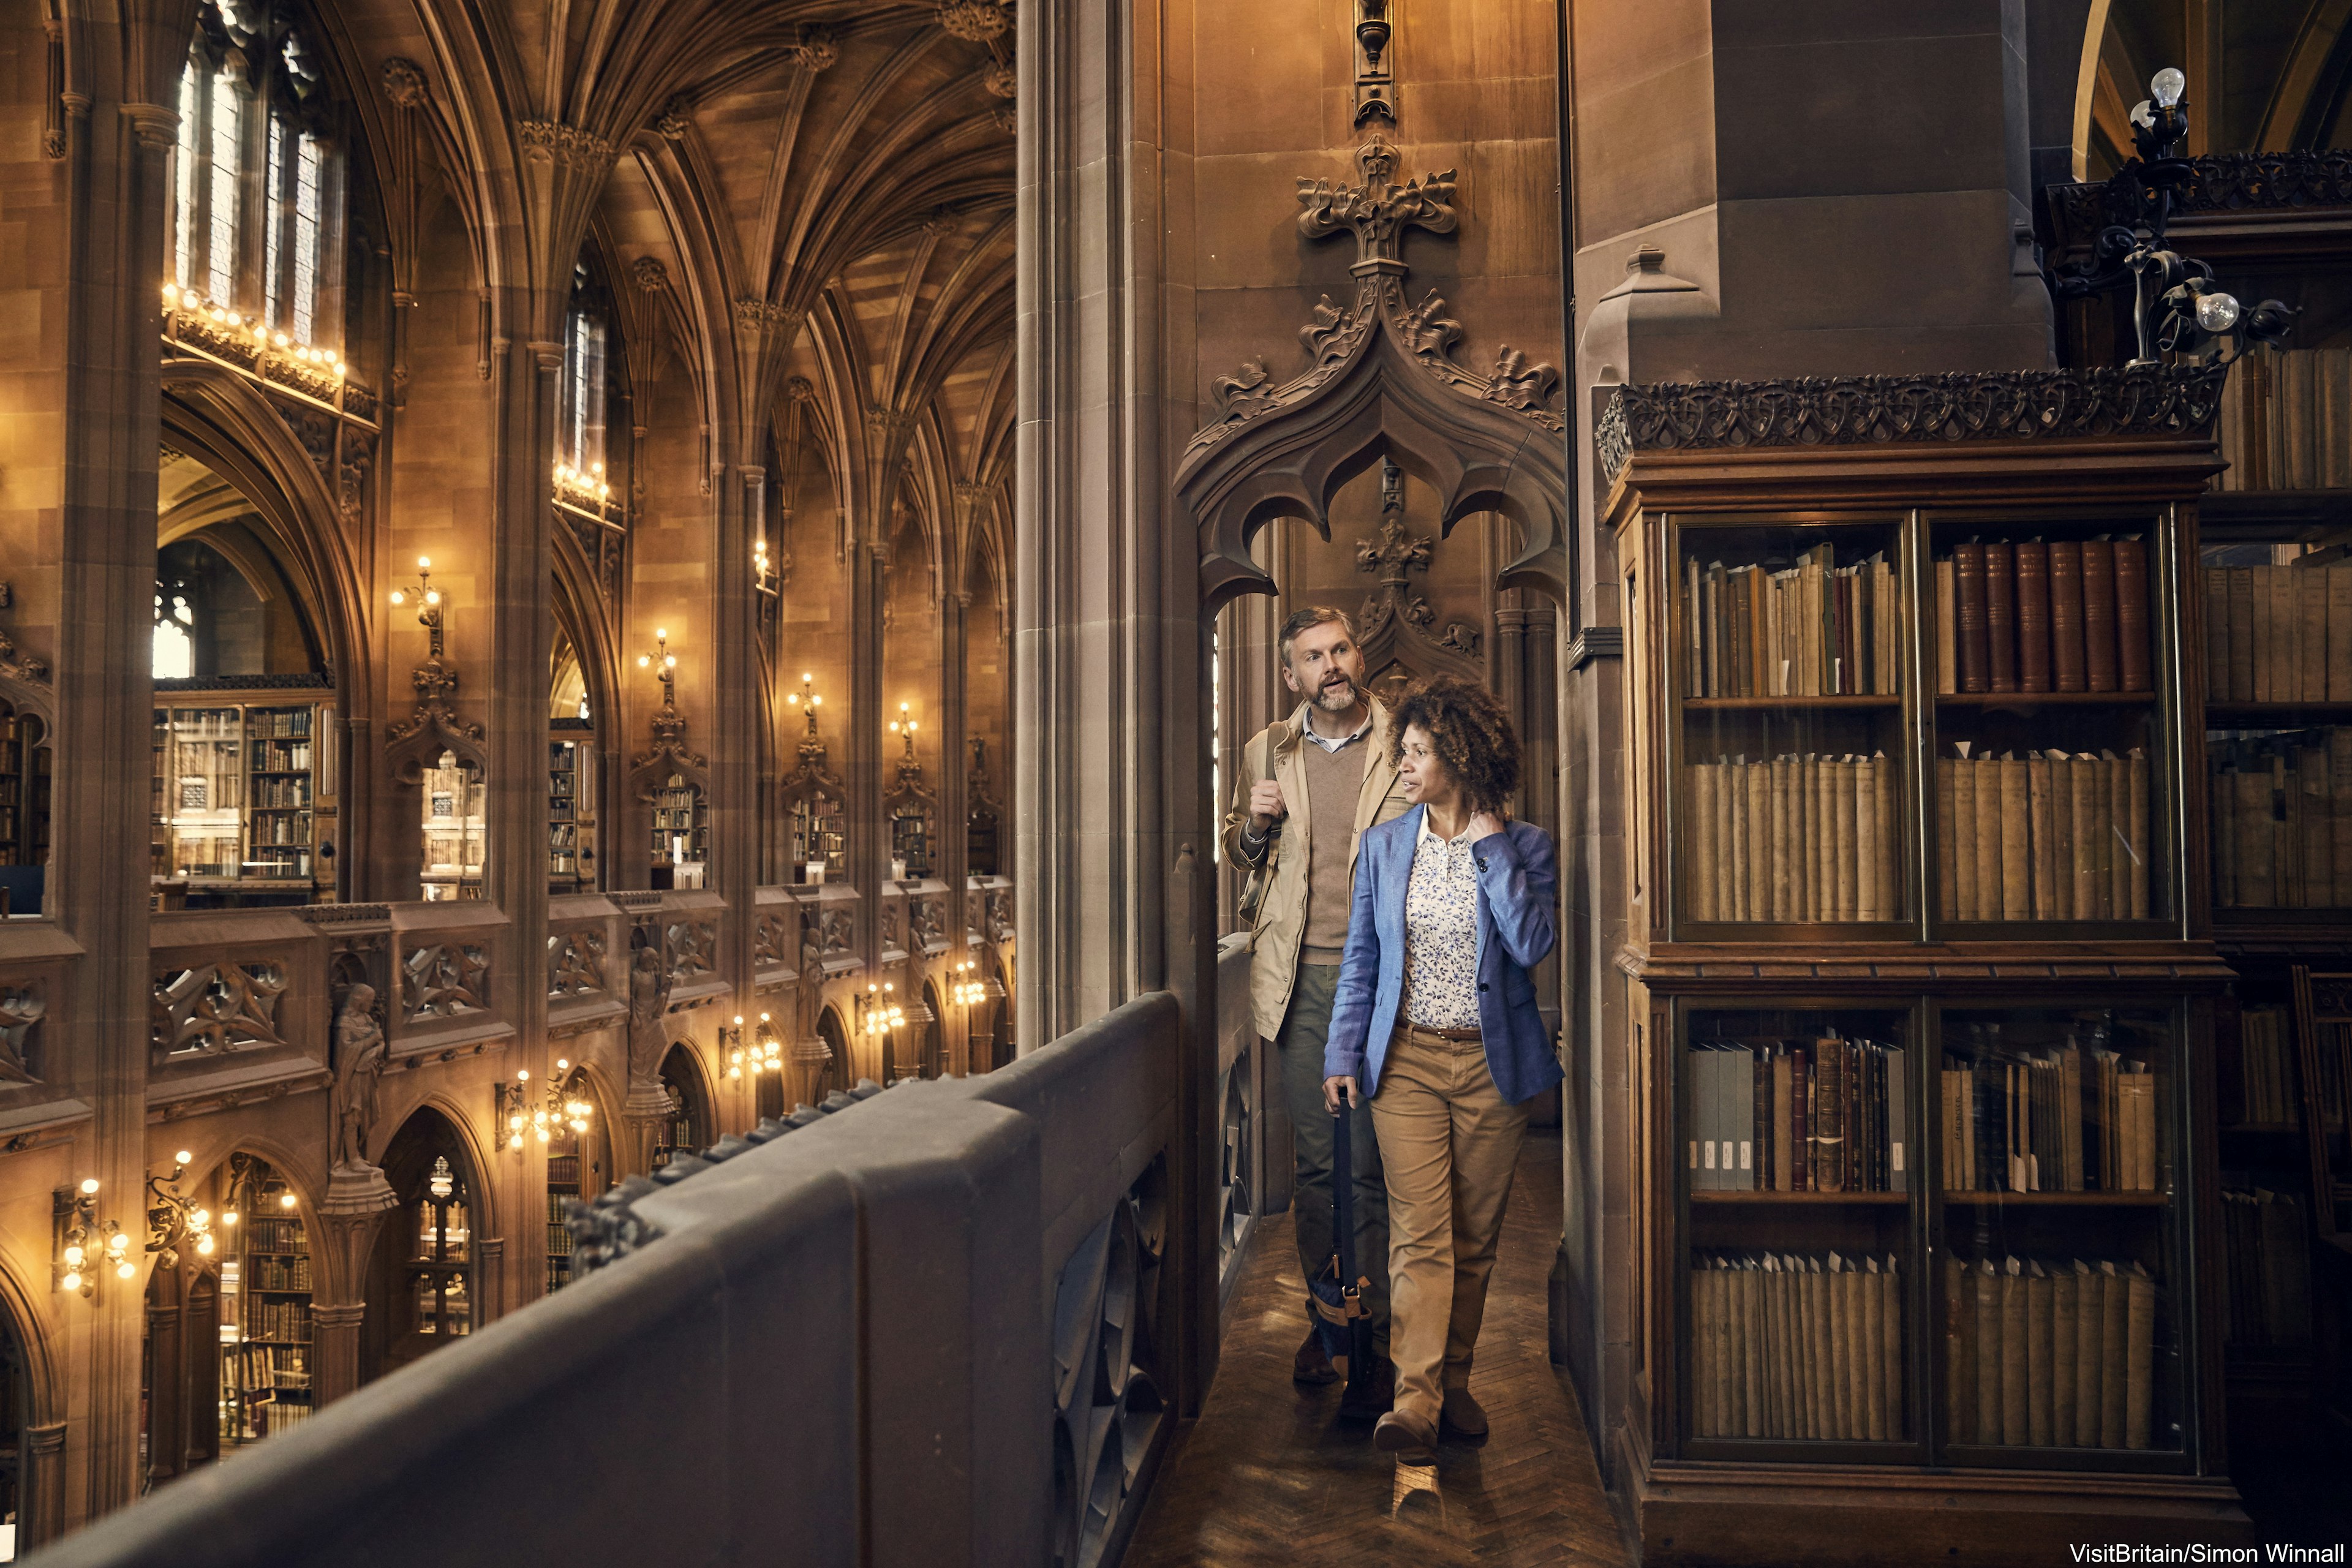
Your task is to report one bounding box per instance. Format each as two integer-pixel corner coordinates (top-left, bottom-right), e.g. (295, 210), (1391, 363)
(1691, 1190), (1908, 1205)
(2206, 701), (2352, 725)
(1935, 691), (2157, 707)
(1941, 1190), (2168, 1206)
(1684, 696), (1901, 712)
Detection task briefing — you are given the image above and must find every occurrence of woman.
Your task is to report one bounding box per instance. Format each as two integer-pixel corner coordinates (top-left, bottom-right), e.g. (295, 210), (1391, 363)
(1321, 674), (1560, 1461)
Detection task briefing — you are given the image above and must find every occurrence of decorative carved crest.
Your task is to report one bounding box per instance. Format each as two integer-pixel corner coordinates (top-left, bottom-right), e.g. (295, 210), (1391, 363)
(1354, 458), (1480, 683)
(1295, 141), (1456, 269)
(0, 984), (42, 1085)
(153, 962), (288, 1063)
(938, 0), (1009, 41)
(380, 56), (428, 108)
(631, 257), (669, 293)
(516, 119), (618, 174)
(386, 654), (483, 748)
(788, 27), (840, 72)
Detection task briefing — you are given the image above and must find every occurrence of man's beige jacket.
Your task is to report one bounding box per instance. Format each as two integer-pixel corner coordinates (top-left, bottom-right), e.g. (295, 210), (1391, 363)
(1221, 696), (1411, 1042)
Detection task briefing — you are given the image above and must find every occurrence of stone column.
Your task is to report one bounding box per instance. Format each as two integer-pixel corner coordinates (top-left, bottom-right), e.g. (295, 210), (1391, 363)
(21, 1422), (66, 1553)
(938, 579), (970, 1072)
(312, 1166), (397, 1404)
(1016, 0), (1219, 1412)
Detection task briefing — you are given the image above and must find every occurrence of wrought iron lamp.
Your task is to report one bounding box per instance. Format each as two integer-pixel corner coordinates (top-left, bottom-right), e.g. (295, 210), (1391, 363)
(388, 557), (445, 657)
(54, 1178), (132, 1296)
(146, 1149), (218, 1268)
(636, 628), (679, 706)
(498, 1059), (593, 1152)
(723, 1012), (783, 1082)
(854, 981), (905, 1039)
(949, 959), (986, 1008)
(786, 671), (825, 736)
(889, 702), (921, 761)
(2051, 65), (2296, 365)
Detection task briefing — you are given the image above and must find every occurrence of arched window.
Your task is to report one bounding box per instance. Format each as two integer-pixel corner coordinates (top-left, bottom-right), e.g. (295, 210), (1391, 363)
(549, 614), (597, 892)
(0, 703), (51, 916)
(214, 1154), (312, 1450)
(366, 1116), (477, 1380)
(170, 13), (341, 350)
(653, 1045), (712, 1168)
(919, 981), (947, 1079)
(557, 268), (608, 481)
(813, 1007), (849, 1106)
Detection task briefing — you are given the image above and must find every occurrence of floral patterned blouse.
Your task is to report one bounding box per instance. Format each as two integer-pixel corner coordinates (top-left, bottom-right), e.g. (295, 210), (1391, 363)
(1400, 815), (1482, 1030)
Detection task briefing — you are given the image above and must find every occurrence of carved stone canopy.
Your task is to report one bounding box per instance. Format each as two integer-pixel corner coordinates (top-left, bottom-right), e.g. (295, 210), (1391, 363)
(1179, 140), (1567, 611)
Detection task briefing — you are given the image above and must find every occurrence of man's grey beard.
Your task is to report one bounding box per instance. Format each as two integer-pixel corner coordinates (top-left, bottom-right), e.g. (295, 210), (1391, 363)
(1313, 675), (1360, 713)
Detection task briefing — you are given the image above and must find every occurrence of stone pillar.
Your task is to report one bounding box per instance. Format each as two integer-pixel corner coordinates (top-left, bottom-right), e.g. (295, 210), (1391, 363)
(1016, 0), (1219, 1412)
(938, 583), (970, 1071)
(48, 21), (182, 1520)
(312, 1165), (397, 1404)
(22, 1422), (65, 1553)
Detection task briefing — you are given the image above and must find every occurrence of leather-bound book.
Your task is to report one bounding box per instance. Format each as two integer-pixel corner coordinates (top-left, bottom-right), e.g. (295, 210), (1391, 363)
(1730, 570), (1753, 698)
(2128, 748), (2151, 919)
(1741, 1262), (1765, 1434)
(1790, 1045), (1812, 1192)
(2046, 750), (2076, 919)
(2236, 764), (2275, 907)
(1834, 757), (1859, 922)
(2026, 1261), (2054, 1448)
(1875, 555), (1899, 696)
(1985, 540), (2018, 692)
(2052, 1263), (2080, 1445)
(1974, 754), (2002, 921)
(2000, 755), (2030, 921)
(2331, 565), (2352, 701)
(2333, 728), (2352, 905)
(1769, 756), (1792, 921)
(1804, 755), (1826, 920)
(2302, 564), (2331, 704)
(2203, 566), (2230, 699)
(2124, 1264), (2156, 1449)
(2113, 535), (2151, 691)
(1936, 557), (1958, 694)
(1752, 1049), (1776, 1193)
(1855, 758), (1879, 922)
(1937, 758), (1959, 920)
(1973, 1260), (2005, 1443)
(1815, 1040), (1847, 1193)
(1773, 1051), (1795, 1191)
(2301, 742), (2333, 912)
(2270, 566), (2295, 706)
(1880, 1255), (1904, 1438)
(1945, 1254), (1973, 1444)
(2081, 538), (2119, 692)
(2274, 750), (2301, 908)
(2027, 753), (2057, 918)
(2213, 748), (2238, 908)
(1873, 752), (1899, 919)
(2000, 1257), (2029, 1446)
(1951, 756), (1979, 920)
(1704, 562), (1725, 696)
(2098, 1261), (2129, 1447)
(1686, 555), (1705, 696)
(2070, 753), (2101, 918)
(2017, 540), (2053, 692)
(1752, 564), (1774, 698)
(1861, 1256), (1887, 1440)
(2105, 751), (2132, 916)
(2049, 541), (2088, 692)
(1747, 756), (1771, 921)
(1955, 542), (1991, 692)
(2228, 565), (2256, 703)
(1690, 763), (1717, 921)
(2072, 1261), (2103, 1447)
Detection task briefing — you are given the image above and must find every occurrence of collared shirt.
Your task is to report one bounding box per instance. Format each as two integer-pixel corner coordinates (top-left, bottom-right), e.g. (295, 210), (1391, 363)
(1239, 710), (1374, 857)
(1400, 815), (1482, 1030)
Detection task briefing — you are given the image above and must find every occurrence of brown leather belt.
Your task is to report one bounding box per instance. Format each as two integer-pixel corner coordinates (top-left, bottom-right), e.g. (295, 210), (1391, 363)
(1396, 1023), (1482, 1044)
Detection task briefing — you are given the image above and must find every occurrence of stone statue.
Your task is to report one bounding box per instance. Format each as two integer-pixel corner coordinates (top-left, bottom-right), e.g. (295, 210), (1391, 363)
(331, 984), (387, 1171)
(626, 944), (671, 1088)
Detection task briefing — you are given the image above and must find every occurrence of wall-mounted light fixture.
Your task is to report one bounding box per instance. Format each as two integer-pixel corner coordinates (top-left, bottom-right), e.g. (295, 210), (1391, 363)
(388, 556), (445, 658)
(786, 672), (824, 737)
(949, 959), (986, 1008)
(146, 1150), (217, 1268)
(854, 982), (905, 1040)
(889, 702), (921, 762)
(54, 1178), (132, 1297)
(498, 1060), (594, 1152)
(637, 628), (680, 710)
(723, 1013), (783, 1082)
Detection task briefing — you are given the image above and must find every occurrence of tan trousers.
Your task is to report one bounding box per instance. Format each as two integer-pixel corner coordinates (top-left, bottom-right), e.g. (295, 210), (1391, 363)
(1368, 1025), (1532, 1427)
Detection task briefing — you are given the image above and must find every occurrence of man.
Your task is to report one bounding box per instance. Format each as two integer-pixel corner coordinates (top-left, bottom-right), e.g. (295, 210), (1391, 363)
(1221, 606), (1410, 1411)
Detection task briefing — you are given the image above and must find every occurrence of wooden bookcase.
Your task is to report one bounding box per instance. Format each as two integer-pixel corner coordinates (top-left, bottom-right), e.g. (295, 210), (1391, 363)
(548, 720), (595, 892)
(151, 692), (331, 907)
(1607, 424), (2247, 1561)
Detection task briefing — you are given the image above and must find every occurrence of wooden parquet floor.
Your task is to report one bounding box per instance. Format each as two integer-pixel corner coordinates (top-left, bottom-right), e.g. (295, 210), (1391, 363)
(1126, 1130), (1632, 1567)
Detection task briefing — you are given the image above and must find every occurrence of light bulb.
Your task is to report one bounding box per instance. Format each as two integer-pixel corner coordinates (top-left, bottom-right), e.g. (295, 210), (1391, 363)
(656, 627), (667, 641)
(116, 1260), (137, 1281)
(390, 589), (406, 606)
(2195, 291), (2241, 333)
(510, 1114), (524, 1129)
(536, 1126), (549, 1143)
(279, 1193), (296, 1210)
(2150, 67), (2185, 108)
(197, 1235), (214, 1256)
(62, 1245), (83, 1267)
(639, 655), (651, 668)
(2130, 99), (2155, 130)
(192, 1208), (209, 1228)
(510, 1135), (523, 1150)
(107, 1232), (127, 1253)
(419, 556), (431, 570)
(665, 655), (676, 668)
(518, 1069), (530, 1082)
(80, 1178), (99, 1196)
(274, 332), (288, 347)
(222, 1211), (238, 1226)
(730, 1065), (743, 1080)
(175, 1150), (192, 1166)
(424, 590), (440, 605)
(556, 1058), (570, 1072)
(59, 1272), (80, 1293)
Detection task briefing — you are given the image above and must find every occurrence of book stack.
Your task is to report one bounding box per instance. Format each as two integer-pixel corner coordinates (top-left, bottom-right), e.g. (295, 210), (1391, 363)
(1683, 549), (1901, 697)
(1940, 1256), (2157, 1449)
(1685, 755), (1901, 922)
(1689, 1252), (1903, 1441)
(2209, 729), (2352, 908)
(2231, 1005), (2299, 1126)
(2200, 562), (2352, 702)
(1934, 538), (2150, 694)
(1687, 1039), (1909, 1192)
(2214, 345), (2352, 493)
(1939, 1042), (2158, 1193)
(2220, 1188), (2313, 1346)
(1936, 748), (2150, 921)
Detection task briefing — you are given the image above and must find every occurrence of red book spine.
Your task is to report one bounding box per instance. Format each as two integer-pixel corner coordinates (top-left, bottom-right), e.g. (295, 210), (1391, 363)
(2081, 539), (2119, 693)
(2015, 540), (2052, 693)
(2049, 540), (2087, 693)
(1954, 543), (1990, 693)
(1985, 541), (2018, 693)
(2113, 535), (2150, 692)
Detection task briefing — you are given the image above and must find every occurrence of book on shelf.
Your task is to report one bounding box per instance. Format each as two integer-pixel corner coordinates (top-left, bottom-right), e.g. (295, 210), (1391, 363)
(1937, 747), (2149, 921)
(1688, 1036), (1907, 1193)
(2214, 345), (2352, 493)
(1684, 754), (1901, 922)
(2228, 1005), (2301, 1125)
(1681, 547), (1900, 698)
(2209, 728), (2352, 908)
(1941, 1254), (2157, 1450)
(1939, 1034), (2158, 1193)
(2201, 562), (2352, 703)
(1689, 1251), (1903, 1441)
(2220, 1187), (2314, 1347)
(1937, 538), (2147, 695)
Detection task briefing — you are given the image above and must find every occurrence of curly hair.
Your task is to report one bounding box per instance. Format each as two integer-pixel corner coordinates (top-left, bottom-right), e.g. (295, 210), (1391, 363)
(1387, 675), (1520, 815)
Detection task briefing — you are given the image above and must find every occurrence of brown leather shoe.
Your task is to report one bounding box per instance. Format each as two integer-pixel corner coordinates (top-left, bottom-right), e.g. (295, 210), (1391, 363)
(1373, 1408), (1438, 1453)
(1439, 1387), (1488, 1440)
(1293, 1326), (1338, 1385)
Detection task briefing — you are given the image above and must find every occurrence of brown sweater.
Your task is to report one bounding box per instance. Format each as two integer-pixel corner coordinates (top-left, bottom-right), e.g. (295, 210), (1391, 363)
(1298, 733), (1370, 965)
